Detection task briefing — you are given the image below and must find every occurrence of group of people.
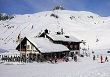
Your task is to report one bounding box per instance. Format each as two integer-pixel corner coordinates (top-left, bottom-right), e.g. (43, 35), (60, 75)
(2, 51), (109, 64)
(0, 55), (22, 62)
(48, 52), (78, 64)
(93, 54), (108, 63)
(71, 53), (77, 62)
(100, 55), (108, 63)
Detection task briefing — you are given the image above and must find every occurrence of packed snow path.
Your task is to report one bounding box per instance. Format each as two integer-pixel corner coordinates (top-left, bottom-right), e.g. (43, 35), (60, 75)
(0, 56), (110, 77)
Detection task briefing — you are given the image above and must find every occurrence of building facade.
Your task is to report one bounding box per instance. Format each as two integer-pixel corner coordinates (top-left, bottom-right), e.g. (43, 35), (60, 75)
(16, 30), (82, 62)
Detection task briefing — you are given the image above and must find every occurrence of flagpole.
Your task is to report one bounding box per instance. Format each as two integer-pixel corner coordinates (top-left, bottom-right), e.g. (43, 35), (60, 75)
(25, 41), (27, 63)
(19, 37), (21, 62)
(19, 32), (21, 62)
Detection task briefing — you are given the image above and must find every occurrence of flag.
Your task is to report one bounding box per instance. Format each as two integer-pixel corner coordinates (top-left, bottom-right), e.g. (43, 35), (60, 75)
(16, 32), (21, 42)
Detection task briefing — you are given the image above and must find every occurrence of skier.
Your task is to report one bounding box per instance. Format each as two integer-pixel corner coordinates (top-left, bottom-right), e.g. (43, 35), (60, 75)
(75, 55), (77, 62)
(105, 56), (108, 62)
(31, 25), (33, 29)
(100, 55), (103, 63)
(93, 55), (95, 60)
(74, 54), (77, 62)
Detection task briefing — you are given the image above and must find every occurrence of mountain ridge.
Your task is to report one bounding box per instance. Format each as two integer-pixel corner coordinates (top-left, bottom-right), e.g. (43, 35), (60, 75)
(0, 10), (110, 51)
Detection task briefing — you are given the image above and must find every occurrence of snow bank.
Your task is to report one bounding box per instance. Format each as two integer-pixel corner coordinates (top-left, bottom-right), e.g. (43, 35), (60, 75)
(3, 62), (25, 65)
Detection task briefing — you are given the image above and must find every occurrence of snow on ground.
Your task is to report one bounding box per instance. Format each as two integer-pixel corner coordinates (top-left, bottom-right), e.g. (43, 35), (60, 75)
(0, 50), (110, 77)
(1, 9), (110, 77)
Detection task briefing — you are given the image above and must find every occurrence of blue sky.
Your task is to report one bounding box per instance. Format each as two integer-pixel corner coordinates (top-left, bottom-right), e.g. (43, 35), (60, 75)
(0, 0), (110, 17)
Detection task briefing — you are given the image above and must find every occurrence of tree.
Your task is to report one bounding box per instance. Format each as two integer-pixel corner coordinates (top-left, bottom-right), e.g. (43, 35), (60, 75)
(50, 13), (59, 18)
(0, 13), (14, 21)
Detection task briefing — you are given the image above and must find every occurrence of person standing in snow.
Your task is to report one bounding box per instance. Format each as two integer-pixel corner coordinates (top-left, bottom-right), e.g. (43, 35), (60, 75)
(93, 55), (95, 60)
(54, 55), (57, 63)
(65, 54), (69, 62)
(71, 52), (74, 59)
(105, 56), (108, 62)
(100, 55), (103, 63)
(75, 54), (77, 62)
(74, 54), (77, 62)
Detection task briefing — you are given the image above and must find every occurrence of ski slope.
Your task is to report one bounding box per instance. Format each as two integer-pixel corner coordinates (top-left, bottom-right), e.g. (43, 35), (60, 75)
(0, 10), (110, 51)
(0, 50), (110, 77)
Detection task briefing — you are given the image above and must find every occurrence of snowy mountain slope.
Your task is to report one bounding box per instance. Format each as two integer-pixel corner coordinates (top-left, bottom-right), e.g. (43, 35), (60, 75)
(0, 10), (110, 51)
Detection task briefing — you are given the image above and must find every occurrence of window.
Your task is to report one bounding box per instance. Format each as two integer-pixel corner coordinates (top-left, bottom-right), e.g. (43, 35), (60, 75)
(27, 45), (30, 49)
(74, 45), (78, 49)
(31, 45), (34, 50)
(70, 45), (73, 48)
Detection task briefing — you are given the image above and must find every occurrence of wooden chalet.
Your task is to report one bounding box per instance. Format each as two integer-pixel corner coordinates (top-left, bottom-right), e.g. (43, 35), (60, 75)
(16, 37), (69, 61)
(16, 29), (82, 62)
(39, 29), (82, 54)
(46, 34), (81, 51)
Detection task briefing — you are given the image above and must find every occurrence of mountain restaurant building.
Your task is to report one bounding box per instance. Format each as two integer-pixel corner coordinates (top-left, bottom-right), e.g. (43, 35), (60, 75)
(16, 37), (70, 62)
(39, 29), (82, 54)
(46, 34), (81, 52)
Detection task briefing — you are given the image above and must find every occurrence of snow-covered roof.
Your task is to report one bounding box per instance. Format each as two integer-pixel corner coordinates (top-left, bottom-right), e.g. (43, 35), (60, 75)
(27, 37), (69, 53)
(47, 34), (80, 42)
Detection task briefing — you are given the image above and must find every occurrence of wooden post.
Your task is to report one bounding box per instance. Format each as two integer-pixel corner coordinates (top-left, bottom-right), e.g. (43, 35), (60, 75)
(20, 39), (21, 62)
(25, 43), (27, 63)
